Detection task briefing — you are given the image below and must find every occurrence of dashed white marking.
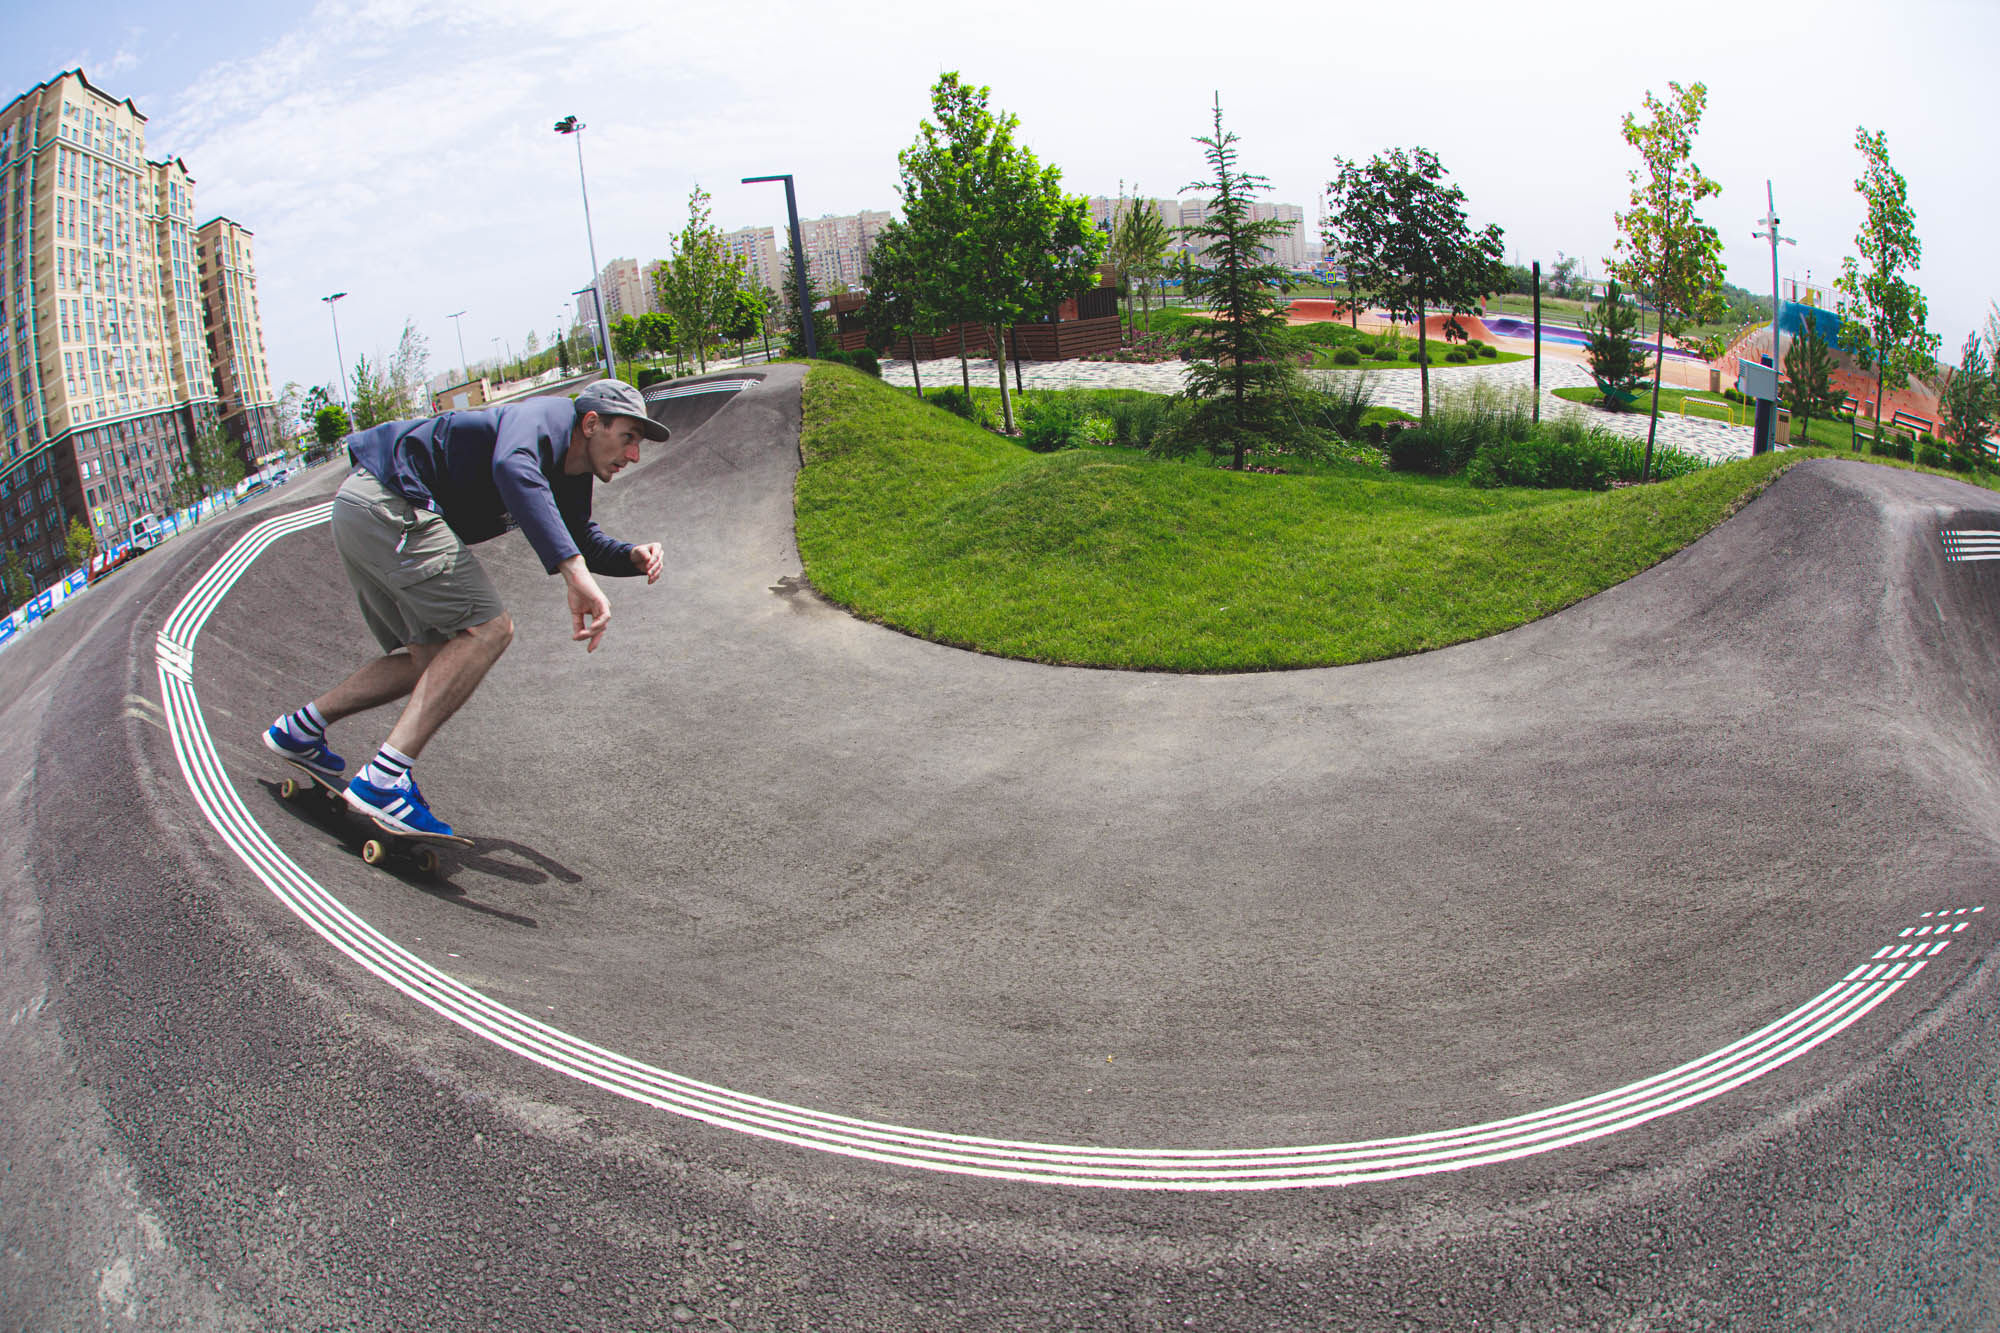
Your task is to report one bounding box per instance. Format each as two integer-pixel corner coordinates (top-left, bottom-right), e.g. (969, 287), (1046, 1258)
(154, 507), (1983, 1190)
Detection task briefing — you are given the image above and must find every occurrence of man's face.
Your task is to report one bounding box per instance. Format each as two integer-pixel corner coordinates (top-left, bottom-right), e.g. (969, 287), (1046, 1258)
(579, 411), (645, 481)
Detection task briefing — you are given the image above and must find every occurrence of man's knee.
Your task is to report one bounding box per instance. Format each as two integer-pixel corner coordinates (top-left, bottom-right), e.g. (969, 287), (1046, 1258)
(469, 611), (514, 655)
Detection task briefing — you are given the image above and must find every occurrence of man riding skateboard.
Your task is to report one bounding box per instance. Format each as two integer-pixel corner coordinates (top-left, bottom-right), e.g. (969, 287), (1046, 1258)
(263, 379), (668, 837)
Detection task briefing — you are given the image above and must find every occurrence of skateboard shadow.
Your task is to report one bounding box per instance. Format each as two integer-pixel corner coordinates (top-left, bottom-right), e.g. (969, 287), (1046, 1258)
(253, 778), (574, 929)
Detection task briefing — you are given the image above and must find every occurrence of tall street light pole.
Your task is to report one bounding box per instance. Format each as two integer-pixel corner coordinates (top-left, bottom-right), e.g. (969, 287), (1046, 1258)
(573, 285), (605, 377)
(554, 115), (615, 380)
(321, 292), (349, 410)
(447, 310), (470, 384)
(1752, 180), (1795, 455)
(741, 173), (817, 359)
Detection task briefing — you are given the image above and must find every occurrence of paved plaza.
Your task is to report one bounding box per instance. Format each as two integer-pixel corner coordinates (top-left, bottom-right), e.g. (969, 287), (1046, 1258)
(881, 352), (1757, 464)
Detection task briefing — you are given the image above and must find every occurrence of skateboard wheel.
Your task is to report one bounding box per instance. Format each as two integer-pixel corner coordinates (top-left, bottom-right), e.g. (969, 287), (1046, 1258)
(413, 847), (440, 875)
(280, 778), (298, 799)
(362, 839), (387, 866)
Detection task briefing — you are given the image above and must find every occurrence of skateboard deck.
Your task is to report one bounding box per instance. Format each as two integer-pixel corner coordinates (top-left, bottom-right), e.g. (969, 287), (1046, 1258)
(279, 759), (473, 874)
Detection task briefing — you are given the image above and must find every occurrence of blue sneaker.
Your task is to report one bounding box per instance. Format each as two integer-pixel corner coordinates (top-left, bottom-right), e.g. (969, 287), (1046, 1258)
(345, 774), (454, 837)
(264, 720), (345, 778)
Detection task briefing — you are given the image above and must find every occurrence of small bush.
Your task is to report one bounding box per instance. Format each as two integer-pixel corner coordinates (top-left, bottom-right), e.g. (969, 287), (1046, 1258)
(1017, 391), (1089, 452)
(1372, 348), (1396, 362)
(1293, 376), (1376, 439)
(1917, 441), (1948, 469)
(1478, 343), (1499, 358)
(1332, 347), (1362, 366)
(1466, 427), (1616, 490)
(1354, 340), (1375, 354)
(1445, 350), (1468, 364)
(929, 387), (982, 424)
(636, 368), (675, 389)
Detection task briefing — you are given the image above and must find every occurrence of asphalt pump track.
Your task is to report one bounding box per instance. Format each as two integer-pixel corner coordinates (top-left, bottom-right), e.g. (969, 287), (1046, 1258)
(5, 363), (1998, 1329)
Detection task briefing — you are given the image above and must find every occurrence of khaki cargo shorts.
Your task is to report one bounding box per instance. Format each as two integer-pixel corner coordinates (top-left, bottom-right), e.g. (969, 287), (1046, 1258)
(331, 469), (506, 653)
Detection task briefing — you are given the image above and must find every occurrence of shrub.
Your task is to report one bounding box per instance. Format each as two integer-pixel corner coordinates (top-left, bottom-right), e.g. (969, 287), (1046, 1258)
(1101, 395), (1174, 450)
(1444, 349), (1468, 364)
(1478, 342), (1499, 358)
(1354, 340), (1375, 354)
(930, 387), (982, 424)
(1332, 347), (1362, 366)
(1293, 375), (1375, 439)
(1465, 415), (1624, 490)
(636, 367), (675, 389)
(1017, 391), (1089, 452)
(1372, 348), (1397, 362)
(1917, 441), (1948, 469)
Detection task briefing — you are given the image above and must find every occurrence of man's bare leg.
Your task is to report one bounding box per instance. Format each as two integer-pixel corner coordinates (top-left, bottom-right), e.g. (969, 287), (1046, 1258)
(382, 613), (514, 759)
(310, 650), (429, 726)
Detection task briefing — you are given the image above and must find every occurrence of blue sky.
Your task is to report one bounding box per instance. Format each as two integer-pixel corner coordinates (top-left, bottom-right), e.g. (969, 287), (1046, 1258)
(7, 0), (1997, 400)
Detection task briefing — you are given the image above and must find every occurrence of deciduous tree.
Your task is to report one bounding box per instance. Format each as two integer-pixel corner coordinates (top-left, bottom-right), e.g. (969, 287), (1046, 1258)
(894, 72), (1102, 432)
(388, 318), (430, 418)
(64, 516), (95, 570)
(1606, 81), (1726, 481)
(1327, 145), (1506, 421)
(653, 185), (746, 374)
(349, 354), (399, 430)
(1832, 127), (1939, 455)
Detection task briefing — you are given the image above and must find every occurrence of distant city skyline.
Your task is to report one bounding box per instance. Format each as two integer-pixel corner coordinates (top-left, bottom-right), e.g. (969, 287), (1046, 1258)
(5, 0), (1993, 400)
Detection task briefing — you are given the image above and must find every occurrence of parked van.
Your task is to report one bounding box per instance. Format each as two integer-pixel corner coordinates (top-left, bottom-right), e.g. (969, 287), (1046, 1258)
(128, 513), (164, 551)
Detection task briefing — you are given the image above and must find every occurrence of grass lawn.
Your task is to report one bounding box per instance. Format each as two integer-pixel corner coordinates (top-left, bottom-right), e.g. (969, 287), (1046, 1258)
(1553, 385), (1899, 451)
(796, 363), (1820, 672)
(1136, 306), (1529, 373)
(910, 384), (1415, 477)
(1554, 384), (1755, 428)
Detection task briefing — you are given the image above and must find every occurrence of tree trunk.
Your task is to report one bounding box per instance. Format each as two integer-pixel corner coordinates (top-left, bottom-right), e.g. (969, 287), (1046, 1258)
(1641, 315), (1667, 482)
(1417, 298), (1430, 423)
(1875, 360), (1886, 454)
(994, 325), (1015, 434)
(909, 333), (923, 400)
(958, 326), (970, 398)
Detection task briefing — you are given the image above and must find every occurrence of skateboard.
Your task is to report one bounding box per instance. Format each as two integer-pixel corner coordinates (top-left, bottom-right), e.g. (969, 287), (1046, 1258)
(278, 759), (473, 874)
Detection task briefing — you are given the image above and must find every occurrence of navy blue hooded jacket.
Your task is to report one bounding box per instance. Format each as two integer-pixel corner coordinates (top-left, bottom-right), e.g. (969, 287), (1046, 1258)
(345, 397), (635, 577)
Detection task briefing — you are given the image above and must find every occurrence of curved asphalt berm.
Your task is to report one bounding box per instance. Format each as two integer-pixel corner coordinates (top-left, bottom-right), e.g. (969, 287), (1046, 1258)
(4, 364), (1997, 1328)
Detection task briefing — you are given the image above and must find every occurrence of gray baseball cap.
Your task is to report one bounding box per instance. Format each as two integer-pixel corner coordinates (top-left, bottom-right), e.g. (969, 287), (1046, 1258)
(574, 379), (671, 441)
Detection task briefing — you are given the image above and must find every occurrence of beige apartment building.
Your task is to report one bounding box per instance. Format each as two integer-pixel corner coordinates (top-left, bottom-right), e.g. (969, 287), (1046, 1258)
(195, 216), (278, 457)
(596, 256), (646, 323)
(800, 210), (892, 293)
(0, 68), (244, 589)
(722, 225), (783, 299)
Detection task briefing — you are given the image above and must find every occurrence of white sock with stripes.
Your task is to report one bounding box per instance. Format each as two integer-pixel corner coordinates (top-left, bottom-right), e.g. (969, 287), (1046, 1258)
(282, 702), (327, 743)
(359, 744), (415, 791)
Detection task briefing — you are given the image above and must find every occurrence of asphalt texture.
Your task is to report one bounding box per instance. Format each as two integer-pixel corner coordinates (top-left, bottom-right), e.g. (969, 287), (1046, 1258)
(4, 363), (1999, 1329)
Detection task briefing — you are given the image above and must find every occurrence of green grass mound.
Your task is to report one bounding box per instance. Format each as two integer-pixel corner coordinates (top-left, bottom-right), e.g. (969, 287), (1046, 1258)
(795, 365), (1809, 671)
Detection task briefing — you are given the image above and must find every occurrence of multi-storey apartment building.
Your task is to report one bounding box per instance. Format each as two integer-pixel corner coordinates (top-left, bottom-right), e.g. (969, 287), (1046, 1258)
(195, 216), (278, 458)
(722, 225), (783, 298)
(0, 68), (227, 589)
(596, 256), (646, 322)
(800, 210), (892, 292)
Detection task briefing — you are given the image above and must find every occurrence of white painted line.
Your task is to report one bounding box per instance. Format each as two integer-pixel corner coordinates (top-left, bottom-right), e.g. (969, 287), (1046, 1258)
(1954, 922), (1968, 933)
(1905, 961), (1926, 978)
(1887, 945), (1910, 958)
(1872, 947), (1893, 959)
(151, 507), (1951, 1190)
(1901, 927), (1916, 936)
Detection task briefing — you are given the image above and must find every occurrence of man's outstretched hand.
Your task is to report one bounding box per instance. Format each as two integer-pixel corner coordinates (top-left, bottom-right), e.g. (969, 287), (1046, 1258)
(560, 557), (612, 652)
(630, 542), (663, 584)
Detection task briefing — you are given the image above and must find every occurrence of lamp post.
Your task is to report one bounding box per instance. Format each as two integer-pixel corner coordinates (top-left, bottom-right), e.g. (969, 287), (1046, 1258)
(741, 173), (816, 358)
(447, 310), (470, 384)
(1752, 180), (1795, 455)
(573, 285), (605, 376)
(321, 292), (349, 410)
(554, 115), (615, 380)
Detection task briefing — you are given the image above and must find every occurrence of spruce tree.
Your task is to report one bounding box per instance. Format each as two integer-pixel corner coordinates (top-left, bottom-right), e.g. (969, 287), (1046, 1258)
(1178, 94), (1297, 470)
